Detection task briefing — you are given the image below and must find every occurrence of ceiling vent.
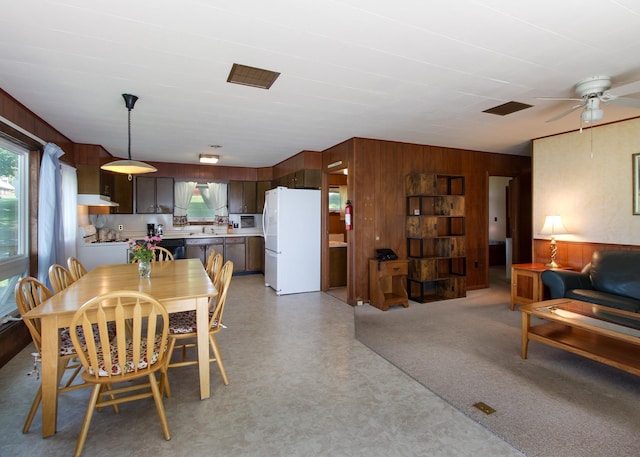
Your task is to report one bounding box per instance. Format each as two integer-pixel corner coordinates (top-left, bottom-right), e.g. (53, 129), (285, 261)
(483, 101), (532, 116)
(227, 63), (280, 89)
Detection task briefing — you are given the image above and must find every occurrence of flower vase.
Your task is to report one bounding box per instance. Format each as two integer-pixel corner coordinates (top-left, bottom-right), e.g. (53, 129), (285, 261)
(138, 260), (151, 278)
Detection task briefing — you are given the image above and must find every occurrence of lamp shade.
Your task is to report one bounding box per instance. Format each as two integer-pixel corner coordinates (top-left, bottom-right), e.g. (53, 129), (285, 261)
(540, 215), (569, 236)
(100, 159), (157, 174)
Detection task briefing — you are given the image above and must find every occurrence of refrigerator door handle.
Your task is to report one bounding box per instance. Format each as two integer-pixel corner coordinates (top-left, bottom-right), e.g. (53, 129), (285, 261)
(262, 198), (269, 238)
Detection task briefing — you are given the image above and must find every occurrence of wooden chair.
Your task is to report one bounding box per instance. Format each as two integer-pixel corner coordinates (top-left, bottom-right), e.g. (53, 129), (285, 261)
(154, 246), (174, 261)
(48, 264), (75, 293)
(69, 290), (171, 457)
(67, 257), (88, 281)
(208, 253), (224, 290)
(164, 260), (234, 397)
(15, 277), (88, 433)
(130, 246), (174, 263)
(204, 249), (217, 276)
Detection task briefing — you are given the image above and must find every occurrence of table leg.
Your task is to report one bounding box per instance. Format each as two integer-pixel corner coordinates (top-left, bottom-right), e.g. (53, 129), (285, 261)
(195, 297), (211, 399)
(40, 316), (60, 437)
(521, 312), (530, 359)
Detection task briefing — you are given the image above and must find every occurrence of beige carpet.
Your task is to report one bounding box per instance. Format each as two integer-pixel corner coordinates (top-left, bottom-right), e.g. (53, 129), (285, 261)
(354, 268), (640, 457)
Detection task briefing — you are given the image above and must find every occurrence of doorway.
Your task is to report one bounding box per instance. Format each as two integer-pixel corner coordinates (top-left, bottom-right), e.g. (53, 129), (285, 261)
(327, 169), (348, 302)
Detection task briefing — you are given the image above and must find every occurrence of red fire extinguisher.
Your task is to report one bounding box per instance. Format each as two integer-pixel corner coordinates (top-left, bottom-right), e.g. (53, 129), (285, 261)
(345, 200), (353, 231)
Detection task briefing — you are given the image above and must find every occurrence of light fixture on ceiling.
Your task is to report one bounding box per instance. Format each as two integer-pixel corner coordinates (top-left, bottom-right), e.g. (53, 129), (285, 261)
(101, 94), (157, 180)
(199, 154), (219, 164)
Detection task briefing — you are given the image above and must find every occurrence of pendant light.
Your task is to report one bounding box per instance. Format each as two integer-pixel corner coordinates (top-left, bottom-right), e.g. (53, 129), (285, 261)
(101, 93), (157, 180)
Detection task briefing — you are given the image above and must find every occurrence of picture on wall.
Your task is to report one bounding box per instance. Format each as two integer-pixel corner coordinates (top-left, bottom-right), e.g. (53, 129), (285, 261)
(634, 153), (640, 215)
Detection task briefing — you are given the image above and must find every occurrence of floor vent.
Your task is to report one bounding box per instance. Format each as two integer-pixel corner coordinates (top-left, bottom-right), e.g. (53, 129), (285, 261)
(473, 401), (496, 415)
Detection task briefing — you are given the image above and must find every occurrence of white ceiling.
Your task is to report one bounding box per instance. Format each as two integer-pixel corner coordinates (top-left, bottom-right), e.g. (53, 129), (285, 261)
(2, 0), (640, 168)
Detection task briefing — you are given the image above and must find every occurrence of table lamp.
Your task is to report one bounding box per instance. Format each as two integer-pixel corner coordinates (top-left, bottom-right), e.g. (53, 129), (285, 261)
(540, 215), (569, 268)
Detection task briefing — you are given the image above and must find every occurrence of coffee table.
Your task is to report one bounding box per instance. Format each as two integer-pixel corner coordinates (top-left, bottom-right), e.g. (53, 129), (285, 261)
(520, 298), (640, 375)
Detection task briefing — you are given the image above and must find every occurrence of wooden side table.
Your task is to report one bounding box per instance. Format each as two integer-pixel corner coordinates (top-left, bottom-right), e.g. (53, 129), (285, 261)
(369, 259), (409, 311)
(509, 263), (571, 310)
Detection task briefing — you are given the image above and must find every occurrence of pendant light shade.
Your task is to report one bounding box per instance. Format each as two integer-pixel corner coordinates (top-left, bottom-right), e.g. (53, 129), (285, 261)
(101, 94), (157, 176)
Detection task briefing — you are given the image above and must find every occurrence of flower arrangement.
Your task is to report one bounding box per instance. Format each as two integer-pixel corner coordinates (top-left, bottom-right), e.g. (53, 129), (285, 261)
(128, 235), (162, 263)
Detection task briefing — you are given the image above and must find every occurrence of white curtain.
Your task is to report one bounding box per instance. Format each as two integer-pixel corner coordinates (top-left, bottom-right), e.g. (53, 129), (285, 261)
(339, 185), (348, 220)
(173, 181), (196, 226)
(37, 143), (66, 286)
(61, 164), (77, 259)
(202, 182), (228, 216)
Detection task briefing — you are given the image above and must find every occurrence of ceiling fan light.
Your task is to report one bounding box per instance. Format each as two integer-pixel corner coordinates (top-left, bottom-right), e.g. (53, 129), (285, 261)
(582, 108), (603, 123)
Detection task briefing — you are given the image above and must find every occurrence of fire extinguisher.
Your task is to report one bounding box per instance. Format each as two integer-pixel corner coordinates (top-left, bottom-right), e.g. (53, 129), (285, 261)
(345, 200), (353, 231)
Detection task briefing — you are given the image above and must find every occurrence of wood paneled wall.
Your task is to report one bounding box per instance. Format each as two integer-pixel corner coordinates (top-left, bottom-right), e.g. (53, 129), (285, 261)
(322, 137), (532, 305)
(533, 239), (640, 270)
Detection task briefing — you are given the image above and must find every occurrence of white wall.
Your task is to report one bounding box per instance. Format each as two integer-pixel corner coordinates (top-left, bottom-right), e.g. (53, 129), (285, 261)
(533, 117), (640, 245)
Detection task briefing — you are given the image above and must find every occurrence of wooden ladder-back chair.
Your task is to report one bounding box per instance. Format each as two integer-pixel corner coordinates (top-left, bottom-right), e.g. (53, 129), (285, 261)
(48, 264), (76, 294)
(15, 277), (88, 433)
(164, 260), (234, 397)
(205, 248), (217, 276)
(69, 290), (171, 457)
(208, 253), (224, 290)
(130, 246), (174, 263)
(67, 257), (88, 281)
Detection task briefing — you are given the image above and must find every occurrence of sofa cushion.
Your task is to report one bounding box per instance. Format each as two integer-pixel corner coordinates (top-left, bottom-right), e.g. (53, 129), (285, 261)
(566, 289), (640, 313)
(589, 251), (640, 301)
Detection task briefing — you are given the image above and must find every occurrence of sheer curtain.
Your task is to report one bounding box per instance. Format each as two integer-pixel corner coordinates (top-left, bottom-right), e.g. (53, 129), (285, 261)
(37, 143), (66, 286)
(173, 181), (196, 226)
(204, 182), (228, 216)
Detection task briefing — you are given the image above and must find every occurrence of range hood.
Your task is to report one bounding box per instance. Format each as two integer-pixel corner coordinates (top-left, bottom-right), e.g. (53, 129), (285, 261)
(77, 194), (119, 207)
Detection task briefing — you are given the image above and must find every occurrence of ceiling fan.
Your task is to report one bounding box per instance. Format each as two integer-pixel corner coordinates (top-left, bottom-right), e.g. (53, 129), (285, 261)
(539, 75), (640, 124)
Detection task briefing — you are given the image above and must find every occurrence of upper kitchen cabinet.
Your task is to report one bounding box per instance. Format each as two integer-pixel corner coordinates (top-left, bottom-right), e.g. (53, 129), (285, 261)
(136, 176), (174, 214)
(256, 181), (271, 214)
(76, 164), (133, 213)
(274, 169), (321, 189)
(228, 181), (257, 214)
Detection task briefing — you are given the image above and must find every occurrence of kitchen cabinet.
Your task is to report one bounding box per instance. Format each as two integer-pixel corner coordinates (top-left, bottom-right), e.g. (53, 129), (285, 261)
(136, 176), (174, 214)
(246, 236), (264, 273)
(256, 181), (271, 214)
(225, 237), (246, 272)
(228, 181), (257, 214)
(185, 237), (223, 265)
(275, 169), (321, 189)
(76, 165), (133, 213)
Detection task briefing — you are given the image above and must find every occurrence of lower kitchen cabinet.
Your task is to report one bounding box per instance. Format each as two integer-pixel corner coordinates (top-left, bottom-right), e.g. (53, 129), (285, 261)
(185, 237), (223, 265)
(246, 236), (264, 273)
(225, 237), (246, 272)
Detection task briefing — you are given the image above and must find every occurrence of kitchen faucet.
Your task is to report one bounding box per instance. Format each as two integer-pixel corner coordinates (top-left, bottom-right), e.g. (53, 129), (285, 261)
(202, 226), (205, 233)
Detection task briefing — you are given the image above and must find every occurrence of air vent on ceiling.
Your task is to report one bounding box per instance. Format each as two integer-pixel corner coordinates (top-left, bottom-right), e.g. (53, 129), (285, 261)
(227, 63), (280, 89)
(483, 101), (532, 116)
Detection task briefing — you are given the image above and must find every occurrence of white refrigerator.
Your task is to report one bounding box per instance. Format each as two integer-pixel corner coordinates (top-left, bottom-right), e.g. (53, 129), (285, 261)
(262, 186), (321, 295)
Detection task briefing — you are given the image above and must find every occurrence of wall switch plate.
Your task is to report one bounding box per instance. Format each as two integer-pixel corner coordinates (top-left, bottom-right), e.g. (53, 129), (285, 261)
(118, 225), (124, 231)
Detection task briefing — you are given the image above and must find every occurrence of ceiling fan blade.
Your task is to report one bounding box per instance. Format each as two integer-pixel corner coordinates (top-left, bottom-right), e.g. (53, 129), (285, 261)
(608, 80), (640, 97)
(536, 96), (583, 101)
(605, 96), (640, 109)
(545, 103), (585, 123)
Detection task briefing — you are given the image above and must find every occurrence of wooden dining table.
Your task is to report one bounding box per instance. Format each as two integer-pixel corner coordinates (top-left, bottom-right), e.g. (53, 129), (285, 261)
(23, 258), (217, 438)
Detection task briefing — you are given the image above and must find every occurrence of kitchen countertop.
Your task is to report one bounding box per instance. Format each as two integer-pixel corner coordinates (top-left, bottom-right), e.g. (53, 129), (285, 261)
(121, 230), (264, 241)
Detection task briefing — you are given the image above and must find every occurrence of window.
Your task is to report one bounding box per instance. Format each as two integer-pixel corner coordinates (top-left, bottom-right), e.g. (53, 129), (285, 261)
(0, 137), (29, 322)
(328, 188), (342, 211)
(186, 182), (228, 223)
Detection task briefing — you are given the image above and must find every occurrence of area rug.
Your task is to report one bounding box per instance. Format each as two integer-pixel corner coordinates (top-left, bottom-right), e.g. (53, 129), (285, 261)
(354, 272), (640, 457)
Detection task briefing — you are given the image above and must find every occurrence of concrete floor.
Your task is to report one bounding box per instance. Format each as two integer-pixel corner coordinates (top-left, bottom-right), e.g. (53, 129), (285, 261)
(0, 273), (522, 457)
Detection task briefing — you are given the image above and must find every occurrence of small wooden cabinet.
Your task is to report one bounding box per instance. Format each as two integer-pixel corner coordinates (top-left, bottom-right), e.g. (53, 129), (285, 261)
(510, 263), (571, 311)
(369, 259), (409, 311)
(246, 236), (264, 273)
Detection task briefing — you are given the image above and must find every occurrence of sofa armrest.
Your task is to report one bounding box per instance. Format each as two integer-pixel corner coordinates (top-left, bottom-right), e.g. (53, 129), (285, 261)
(541, 269), (593, 299)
